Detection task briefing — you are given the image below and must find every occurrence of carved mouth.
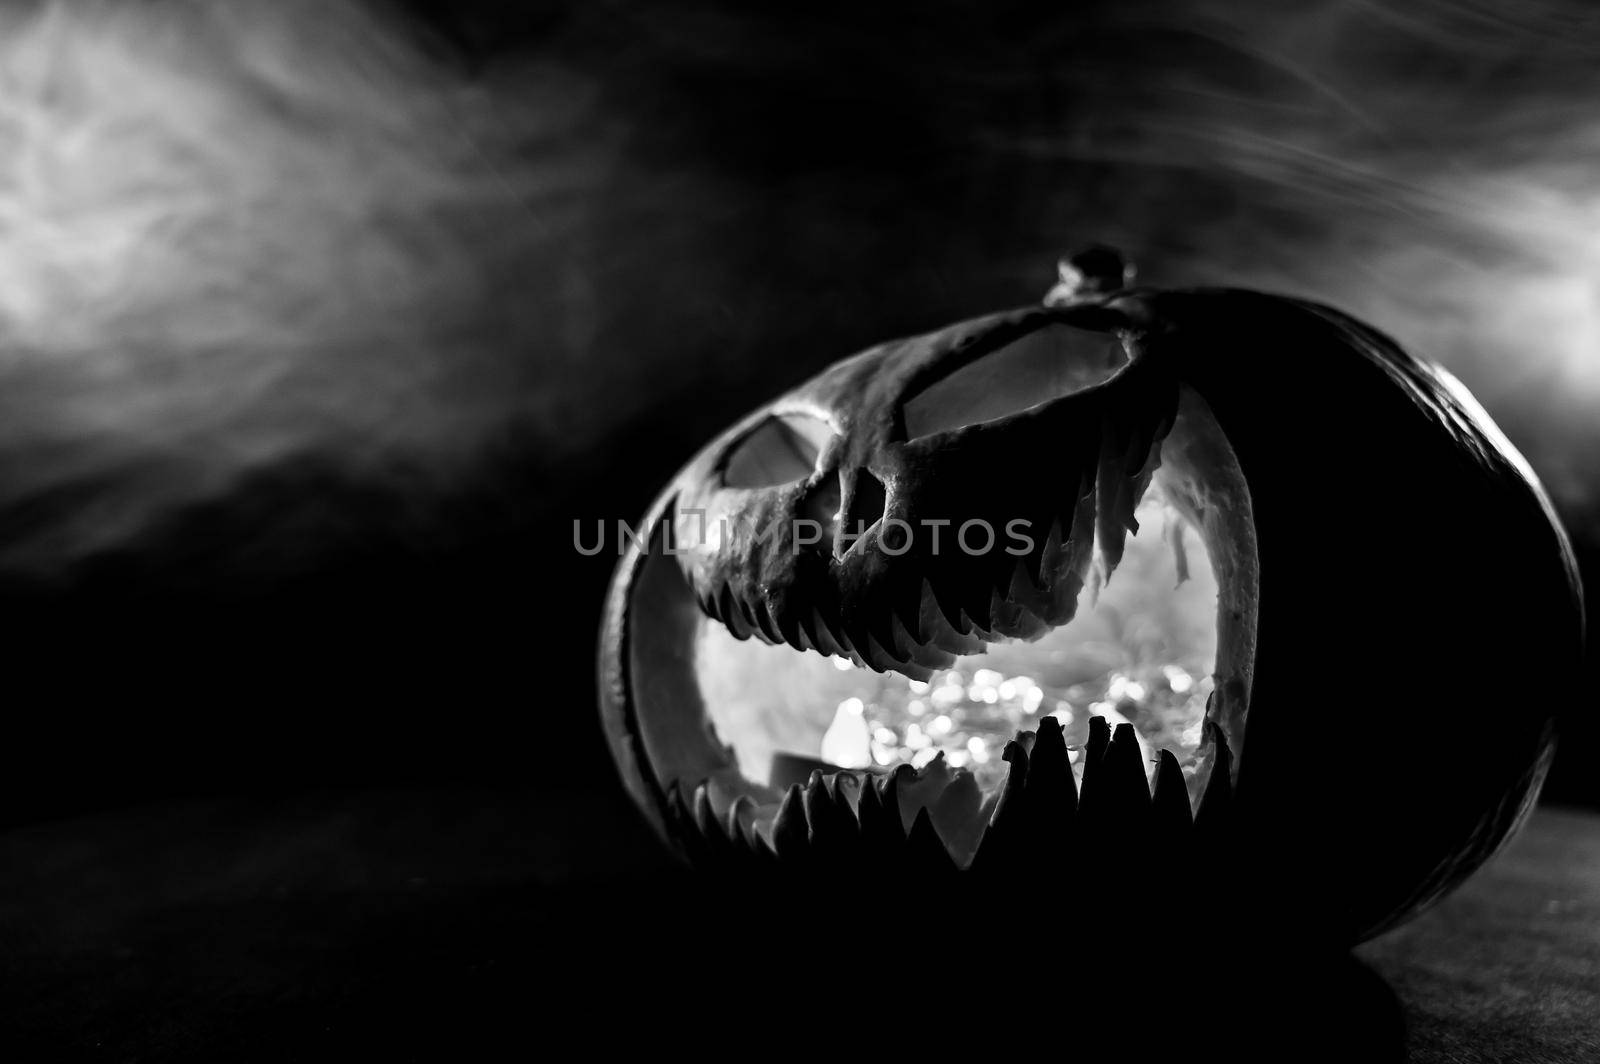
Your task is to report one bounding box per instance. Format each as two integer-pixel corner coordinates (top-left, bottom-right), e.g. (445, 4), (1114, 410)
(641, 382), (1260, 874)
(664, 710), (1237, 883)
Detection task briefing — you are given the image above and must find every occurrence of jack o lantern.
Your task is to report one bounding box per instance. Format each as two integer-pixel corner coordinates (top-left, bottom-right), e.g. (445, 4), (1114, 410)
(598, 249), (1583, 943)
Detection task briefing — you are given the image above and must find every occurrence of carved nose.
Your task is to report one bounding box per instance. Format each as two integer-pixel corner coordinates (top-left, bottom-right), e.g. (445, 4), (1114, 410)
(836, 469), (887, 559)
(798, 470), (841, 554)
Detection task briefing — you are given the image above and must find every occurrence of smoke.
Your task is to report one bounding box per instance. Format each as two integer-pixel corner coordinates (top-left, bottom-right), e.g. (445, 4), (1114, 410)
(1, 0), (1598, 581)
(566, 0), (1600, 532)
(1070, 0), (1600, 521)
(0, 0), (609, 574)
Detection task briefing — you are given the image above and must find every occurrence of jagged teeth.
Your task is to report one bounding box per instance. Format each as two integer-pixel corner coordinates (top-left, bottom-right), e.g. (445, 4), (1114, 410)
(1099, 722), (1154, 834)
(988, 576), (1049, 643)
(1024, 714), (1076, 819)
(861, 765), (908, 850)
(714, 584), (751, 640)
(904, 807), (958, 874)
(928, 767), (983, 865)
(694, 391), (1176, 679)
(914, 579), (986, 657)
(672, 717), (1237, 881)
(675, 387), (1213, 879)
(725, 794), (757, 846)
(957, 571), (996, 637)
(1151, 750), (1194, 842)
(1077, 715), (1113, 819)
(802, 769), (858, 852)
(926, 573), (975, 639)
(770, 783), (809, 862)
(992, 739), (1029, 814)
(752, 600), (783, 643)
(802, 606), (847, 659)
(1194, 719), (1234, 841)
(691, 783), (732, 862)
(860, 630), (931, 680)
(888, 610), (957, 674)
(769, 599), (805, 648)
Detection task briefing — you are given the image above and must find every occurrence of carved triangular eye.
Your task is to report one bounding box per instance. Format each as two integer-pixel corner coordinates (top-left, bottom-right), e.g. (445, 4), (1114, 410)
(722, 412), (834, 488)
(901, 323), (1126, 441)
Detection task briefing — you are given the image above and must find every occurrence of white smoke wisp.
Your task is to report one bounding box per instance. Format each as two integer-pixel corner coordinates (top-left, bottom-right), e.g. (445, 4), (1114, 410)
(4, 0), (1599, 579)
(0, 0), (607, 574)
(1059, 0), (1600, 517)
(940, 1), (1600, 521)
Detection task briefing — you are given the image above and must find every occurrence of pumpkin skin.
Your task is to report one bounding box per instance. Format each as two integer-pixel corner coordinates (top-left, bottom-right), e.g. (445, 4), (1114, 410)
(598, 260), (1584, 944)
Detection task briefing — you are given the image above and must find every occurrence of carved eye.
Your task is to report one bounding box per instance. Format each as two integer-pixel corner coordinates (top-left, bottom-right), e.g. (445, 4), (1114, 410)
(900, 323), (1127, 441)
(721, 412), (834, 488)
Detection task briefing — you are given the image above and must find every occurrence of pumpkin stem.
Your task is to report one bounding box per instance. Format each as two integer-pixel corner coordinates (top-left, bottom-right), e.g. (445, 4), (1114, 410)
(1044, 244), (1133, 306)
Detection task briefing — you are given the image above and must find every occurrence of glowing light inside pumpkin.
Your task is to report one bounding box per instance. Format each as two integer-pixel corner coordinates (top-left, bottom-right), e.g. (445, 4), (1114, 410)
(810, 663), (1179, 792)
(694, 484), (1221, 804)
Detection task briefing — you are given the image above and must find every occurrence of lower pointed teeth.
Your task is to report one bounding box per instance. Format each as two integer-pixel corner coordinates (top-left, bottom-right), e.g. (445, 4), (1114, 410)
(929, 769), (984, 865)
(1194, 719), (1234, 842)
(904, 807), (958, 874)
(1024, 716), (1076, 822)
(803, 769), (860, 857)
(1151, 750), (1194, 840)
(803, 608), (846, 659)
(770, 784), (810, 863)
(1101, 723), (1154, 825)
(675, 718), (1236, 881)
(726, 795), (757, 846)
(858, 767), (906, 850)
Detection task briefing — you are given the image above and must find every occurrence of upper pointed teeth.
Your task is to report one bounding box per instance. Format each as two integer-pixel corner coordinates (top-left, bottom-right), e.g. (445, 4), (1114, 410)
(1029, 517), (1066, 589)
(760, 601), (791, 645)
(802, 606), (848, 659)
(987, 569), (1050, 642)
(692, 388), (1177, 685)
(913, 579), (985, 657)
(925, 577), (978, 643)
(887, 611), (956, 674)
(717, 584), (753, 639)
(860, 630), (932, 680)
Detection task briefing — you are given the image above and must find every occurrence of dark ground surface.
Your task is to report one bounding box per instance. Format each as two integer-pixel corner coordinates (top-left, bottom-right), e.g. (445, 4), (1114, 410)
(1359, 807), (1600, 1064)
(1, 787), (1594, 1062)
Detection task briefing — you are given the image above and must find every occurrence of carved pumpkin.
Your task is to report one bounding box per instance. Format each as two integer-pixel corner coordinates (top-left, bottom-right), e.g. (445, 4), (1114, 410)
(597, 250), (1583, 943)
